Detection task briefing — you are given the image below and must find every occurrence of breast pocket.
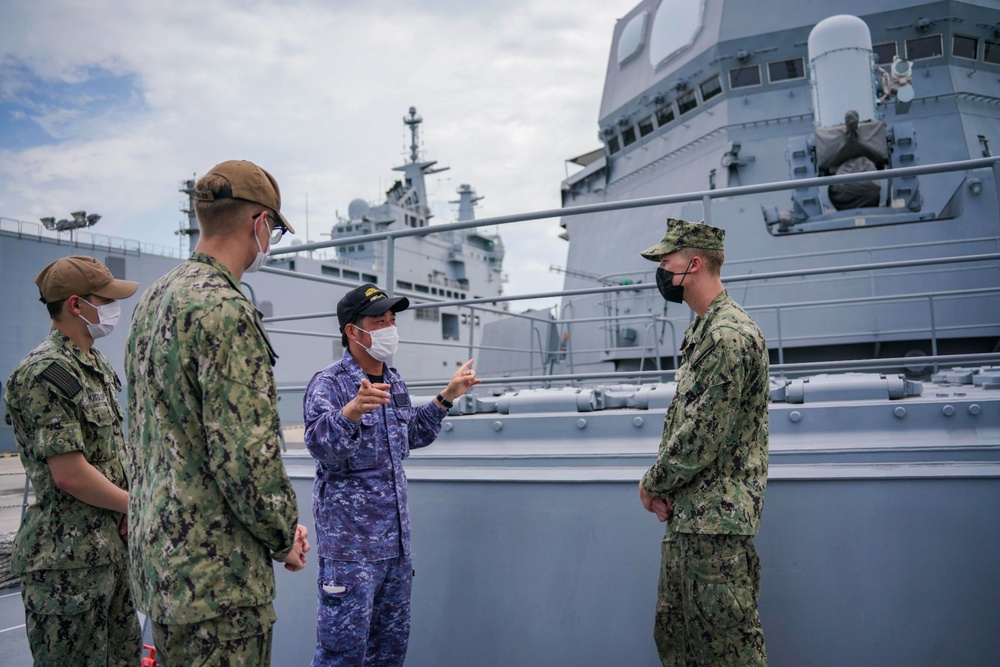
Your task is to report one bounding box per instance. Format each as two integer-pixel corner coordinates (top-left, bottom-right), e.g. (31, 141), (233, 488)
(82, 401), (116, 461)
(347, 412), (380, 471)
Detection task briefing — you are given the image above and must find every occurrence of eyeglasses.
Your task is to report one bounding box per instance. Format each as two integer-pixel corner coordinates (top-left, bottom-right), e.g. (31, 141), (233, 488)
(256, 212), (287, 245)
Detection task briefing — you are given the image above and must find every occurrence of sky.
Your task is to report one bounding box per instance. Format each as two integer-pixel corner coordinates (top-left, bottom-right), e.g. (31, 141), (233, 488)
(0, 0), (628, 311)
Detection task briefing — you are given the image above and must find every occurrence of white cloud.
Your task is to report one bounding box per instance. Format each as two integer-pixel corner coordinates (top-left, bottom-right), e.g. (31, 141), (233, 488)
(0, 0), (625, 310)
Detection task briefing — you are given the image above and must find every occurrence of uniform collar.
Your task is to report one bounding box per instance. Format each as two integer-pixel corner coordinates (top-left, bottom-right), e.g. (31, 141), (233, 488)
(340, 348), (398, 385)
(189, 252), (244, 295)
(48, 328), (103, 371)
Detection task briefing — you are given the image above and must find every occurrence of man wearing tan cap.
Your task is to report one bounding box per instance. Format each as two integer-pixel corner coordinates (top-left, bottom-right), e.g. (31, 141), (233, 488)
(126, 159), (309, 665)
(3, 255), (141, 666)
(636, 218), (769, 666)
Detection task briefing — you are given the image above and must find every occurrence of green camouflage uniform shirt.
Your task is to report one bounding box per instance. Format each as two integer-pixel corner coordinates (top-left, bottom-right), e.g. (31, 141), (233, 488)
(641, 291), (769, 535)
(125, 252), (298, 625)
(4, 330), (129, 574)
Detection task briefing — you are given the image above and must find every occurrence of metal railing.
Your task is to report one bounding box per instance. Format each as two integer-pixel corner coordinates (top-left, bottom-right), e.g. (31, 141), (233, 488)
(0, 217), (183, 258)
(261, 156), (1000, 390)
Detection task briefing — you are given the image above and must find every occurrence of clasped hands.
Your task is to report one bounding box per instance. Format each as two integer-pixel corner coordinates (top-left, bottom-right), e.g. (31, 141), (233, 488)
(275, 524), (310, 572)
(638, 482), (674, 523)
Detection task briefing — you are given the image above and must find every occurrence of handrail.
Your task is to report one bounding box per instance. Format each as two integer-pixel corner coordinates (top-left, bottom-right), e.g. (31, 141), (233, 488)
(249, 156), (999, 383)
(275, 352), (1000, 393)
(268, 157), (1000, 259)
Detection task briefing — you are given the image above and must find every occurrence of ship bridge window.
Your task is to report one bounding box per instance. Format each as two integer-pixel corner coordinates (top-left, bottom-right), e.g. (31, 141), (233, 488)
(655, 104), (676, 126)
(729, 65), (761, 89)
(649, 0), (705, 68)
(700, 75), (722, 101)
(768, 57), (805, 82)
(953, 35), (979, 60)
(617, 11), (648, 66)
(607, 135), (621, 154)
(906, 34), (943, 60)
(621, 125), (637, 147)
(678, 91), (698, 114)
(873, 42), (897, 65)
(638, 116), (655, 137)
(986, 40), (1000, 65)
(343, 270), (359, 280)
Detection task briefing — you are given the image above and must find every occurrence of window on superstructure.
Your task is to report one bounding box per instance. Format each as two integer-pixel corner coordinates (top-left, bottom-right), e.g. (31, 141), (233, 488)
(655, 105), (675, 126)
(363, 274), (377, 283)
(699, 75), (722, 101)
(441, 313), (459, 340)
(953, 35), (978, 60)
(344, 270), (359, 280)
(729, 65), (761, 89)
(415, 307), (439, 321)
(622, 125), (637, 147)
(906, 34), (943, 60)
(767, 58), (805, 82)
(321, 266), (341, 277)
(397, 280), (413, 291)
(677, 91), (698, 114)
(608, 135), (621, 154)
(638, 116), (655, 137)
(984, 40), (1000, 64)
(873, 42), (897, 66)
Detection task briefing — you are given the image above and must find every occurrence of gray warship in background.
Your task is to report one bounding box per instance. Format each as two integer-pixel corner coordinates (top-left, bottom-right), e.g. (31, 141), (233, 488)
(276, 2), (997, 665)
(0, 107), (506, 452)
(2, 0), (1000, 665)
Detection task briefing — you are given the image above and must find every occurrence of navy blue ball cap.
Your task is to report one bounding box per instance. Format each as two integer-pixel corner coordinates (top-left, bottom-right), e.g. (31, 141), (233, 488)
(337, 283), (409, 331)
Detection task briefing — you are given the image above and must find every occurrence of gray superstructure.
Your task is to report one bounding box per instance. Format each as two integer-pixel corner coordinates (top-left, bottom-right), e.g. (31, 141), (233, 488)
(2, 2), (1000, 666)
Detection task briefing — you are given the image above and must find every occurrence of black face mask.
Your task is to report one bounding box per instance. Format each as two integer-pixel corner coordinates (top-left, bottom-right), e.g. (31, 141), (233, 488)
(655, 263), (692, 304)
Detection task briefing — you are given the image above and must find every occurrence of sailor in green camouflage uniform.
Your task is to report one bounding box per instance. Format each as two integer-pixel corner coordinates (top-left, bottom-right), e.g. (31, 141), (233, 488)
(4, 255), (141, 666)
(125, 160), (310, 667)
(637, 219), (769, 666)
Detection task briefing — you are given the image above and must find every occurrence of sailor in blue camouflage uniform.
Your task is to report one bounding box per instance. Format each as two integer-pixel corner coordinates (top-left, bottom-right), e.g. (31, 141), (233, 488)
(637, 219), (770, 666)
(304, 283), (480, 667)
(4, 255), (142, 666)
(126, 160), (309, 667)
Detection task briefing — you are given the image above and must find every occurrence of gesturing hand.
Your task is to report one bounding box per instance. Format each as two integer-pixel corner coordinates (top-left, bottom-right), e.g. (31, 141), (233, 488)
(344, 378), (391, 422)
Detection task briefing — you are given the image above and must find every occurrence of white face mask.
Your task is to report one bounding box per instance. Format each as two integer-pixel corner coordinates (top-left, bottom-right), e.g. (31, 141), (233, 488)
(79, 298), (121, 339)
(245, 214), (269, 274)
(354, 325), (399, 362)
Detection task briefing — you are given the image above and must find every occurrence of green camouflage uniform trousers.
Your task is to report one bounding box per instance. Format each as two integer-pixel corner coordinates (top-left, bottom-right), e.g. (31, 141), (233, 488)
(125, 253), (299, 664)
(4, 329), (141, 666)
(150, 604), (276, 667)
(22, 562), (138, 666)
(656, 532), (765, 667)
(641, 292), (769, 666)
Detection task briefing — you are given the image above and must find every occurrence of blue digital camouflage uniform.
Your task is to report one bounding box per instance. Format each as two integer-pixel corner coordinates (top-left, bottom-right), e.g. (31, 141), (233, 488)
(641, 291), (769, 667)
(125, 253), (299, 665)
(303, 350), (448, 667)
(4, 330), (141, 667)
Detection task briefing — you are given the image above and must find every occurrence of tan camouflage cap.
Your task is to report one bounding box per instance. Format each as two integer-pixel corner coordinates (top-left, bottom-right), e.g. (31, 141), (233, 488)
(639, 218), (725, 261)
(35, 255), (140, 303)
(192, 160), (295, 234)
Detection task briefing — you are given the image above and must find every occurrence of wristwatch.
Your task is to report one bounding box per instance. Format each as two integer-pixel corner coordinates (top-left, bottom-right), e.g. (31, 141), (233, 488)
(436, 394), (453, 409)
